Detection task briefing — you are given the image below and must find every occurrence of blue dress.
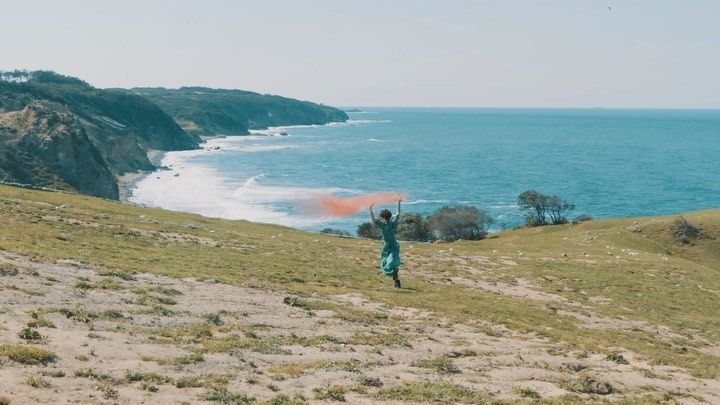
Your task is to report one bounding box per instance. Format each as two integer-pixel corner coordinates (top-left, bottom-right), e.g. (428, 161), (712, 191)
(374, 216), (401, 276)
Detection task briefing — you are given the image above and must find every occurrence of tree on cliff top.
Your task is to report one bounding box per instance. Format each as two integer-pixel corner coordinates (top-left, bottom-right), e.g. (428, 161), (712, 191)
(518, 190), (575, 226)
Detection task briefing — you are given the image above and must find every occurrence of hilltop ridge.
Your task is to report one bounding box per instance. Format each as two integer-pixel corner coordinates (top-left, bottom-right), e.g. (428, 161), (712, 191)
(130, 86), (349, 136)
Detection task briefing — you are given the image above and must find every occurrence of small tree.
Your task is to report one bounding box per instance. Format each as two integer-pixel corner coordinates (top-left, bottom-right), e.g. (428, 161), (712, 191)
(518, 190), (575, 226)
(671, 216), (701, 244)
(357, 222), (380, 239)
(427, 205), (491, 242)
(397, 212), (432, 242)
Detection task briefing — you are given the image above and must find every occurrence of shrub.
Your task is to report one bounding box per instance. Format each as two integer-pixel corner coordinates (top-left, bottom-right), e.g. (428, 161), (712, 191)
(320, 228), (350, 237)
(672, 216), (701, 244)
(357, 222), (380, 239)
(396, 213), (432, 242)
(572, 213), (593, 224)
(427, 205), (491, 242)
(518, 190), (575, 226)
(203, 388), (255, 404)
(0, 345), (56, 365)
(313, 385), (348, 401)
(412, 356), (461, 374)
(18, 328), (42, 341)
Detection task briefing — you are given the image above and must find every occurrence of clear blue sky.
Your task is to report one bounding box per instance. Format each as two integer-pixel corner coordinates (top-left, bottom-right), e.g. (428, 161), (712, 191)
(2, 0), (718, 108)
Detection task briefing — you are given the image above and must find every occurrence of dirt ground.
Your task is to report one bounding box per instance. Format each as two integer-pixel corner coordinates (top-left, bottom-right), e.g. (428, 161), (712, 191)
(1, 251), (718, 404)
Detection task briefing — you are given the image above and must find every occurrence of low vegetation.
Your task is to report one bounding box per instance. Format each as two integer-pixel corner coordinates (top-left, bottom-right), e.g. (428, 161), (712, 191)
(358, 204), (491, 242)
(672, 216), (702, 243)
(1, 184), (720, 403)
(518, 189), (575, 226)
(0, 345), (56, 365)
(374, 381), (491, 403)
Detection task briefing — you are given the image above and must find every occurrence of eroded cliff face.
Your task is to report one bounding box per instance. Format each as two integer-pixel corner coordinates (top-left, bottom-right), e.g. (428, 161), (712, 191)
(0, 104), (118, 199)
(0, 72), (201, 199)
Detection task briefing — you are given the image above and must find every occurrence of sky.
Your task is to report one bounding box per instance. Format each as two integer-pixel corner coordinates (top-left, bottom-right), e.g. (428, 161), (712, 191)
(1, 0), (718, 108)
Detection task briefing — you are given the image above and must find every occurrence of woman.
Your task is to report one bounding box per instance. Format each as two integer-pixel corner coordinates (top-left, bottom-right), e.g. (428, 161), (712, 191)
(369, 200), (402, 288)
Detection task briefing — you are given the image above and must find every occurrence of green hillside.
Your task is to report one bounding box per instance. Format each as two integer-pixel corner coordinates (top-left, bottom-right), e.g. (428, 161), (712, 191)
(0, 184), (719, 403)
(131, 87), (349, 135)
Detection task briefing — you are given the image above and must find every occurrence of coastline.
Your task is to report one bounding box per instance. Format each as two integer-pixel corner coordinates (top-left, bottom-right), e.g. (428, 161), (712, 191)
(117, 149), (167, 202)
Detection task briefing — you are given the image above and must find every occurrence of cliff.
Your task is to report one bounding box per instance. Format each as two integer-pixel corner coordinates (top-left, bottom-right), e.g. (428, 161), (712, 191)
(131, 87), (349, 136)
(0, 71), (201, 199)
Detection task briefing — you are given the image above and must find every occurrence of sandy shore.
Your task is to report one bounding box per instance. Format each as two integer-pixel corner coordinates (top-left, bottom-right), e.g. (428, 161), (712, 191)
(117, 150), (166, 202)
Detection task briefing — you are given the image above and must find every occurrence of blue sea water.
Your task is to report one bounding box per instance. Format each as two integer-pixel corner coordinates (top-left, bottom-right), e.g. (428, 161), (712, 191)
(130, 108), (720, 233)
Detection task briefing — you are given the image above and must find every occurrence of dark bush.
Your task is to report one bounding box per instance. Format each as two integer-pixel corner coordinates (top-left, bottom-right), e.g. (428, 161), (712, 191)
(397, 213), (432, 242)
(427, 205), (491, 242)
(572, 214), (593, 224)
(357, 222), (380, 239)
(518, 190), (575, 226)
(672, 216), (701, 244)
(320, 228), (350, 237)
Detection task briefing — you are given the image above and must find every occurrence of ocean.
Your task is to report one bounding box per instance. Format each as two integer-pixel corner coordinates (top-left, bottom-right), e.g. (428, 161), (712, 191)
(129, 108), (720, 233)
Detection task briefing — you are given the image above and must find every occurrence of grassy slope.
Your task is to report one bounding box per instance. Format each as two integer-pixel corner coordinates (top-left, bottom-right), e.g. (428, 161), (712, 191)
(1, 184), (719, 382)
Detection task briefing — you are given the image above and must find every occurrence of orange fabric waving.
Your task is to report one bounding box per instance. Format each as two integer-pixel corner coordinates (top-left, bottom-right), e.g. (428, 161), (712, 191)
(309, 192), (405, 217)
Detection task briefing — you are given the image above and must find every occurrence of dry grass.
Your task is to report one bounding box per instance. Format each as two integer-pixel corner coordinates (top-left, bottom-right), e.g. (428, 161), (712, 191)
(1, 184), (720, 402)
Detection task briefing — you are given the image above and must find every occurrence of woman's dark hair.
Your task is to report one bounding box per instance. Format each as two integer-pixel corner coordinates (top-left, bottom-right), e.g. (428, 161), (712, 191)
(379, 209), (392, 220)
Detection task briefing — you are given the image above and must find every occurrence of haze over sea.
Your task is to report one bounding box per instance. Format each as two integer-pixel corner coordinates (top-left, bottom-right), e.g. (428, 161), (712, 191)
(130, 108), (720, 233)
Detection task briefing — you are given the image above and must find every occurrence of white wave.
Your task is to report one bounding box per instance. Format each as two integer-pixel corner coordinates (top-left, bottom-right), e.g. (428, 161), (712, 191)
(249, 119), (391, 134)
(225, 144), (297, 153)
(404, 199), (453, 205)
(129, 154), (353, 228)
(199, 136), (297, 153)
(367, 138), (383, 142)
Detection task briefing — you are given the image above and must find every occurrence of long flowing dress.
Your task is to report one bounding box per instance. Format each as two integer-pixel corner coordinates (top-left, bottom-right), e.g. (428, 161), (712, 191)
(374, 216), (401, 276)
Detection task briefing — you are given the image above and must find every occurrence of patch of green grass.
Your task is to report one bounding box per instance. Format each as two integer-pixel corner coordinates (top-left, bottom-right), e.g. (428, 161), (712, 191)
(516, 387), (540, 399)
(375, 381), (490, 404)
(562, 376), (614, 395)
(100, 384), (119, 399)
(40, 369), (65, 378)
(74, 368), (111, 380)
(0, 283), (44, 296)
(348, 330), (408, 346)
(74, 280), (93, 290)
(125, 371), (172, 385)
(25, 376), (53, 389)
(97, 268), (136, 281)
(100, 309), (126, 320)
(175, 374), (229, 389)
(204, 312), (224, 326)
(266, 394), (308, 405)
(313, 385), (348, 402)
(203, 388), (255, 404)
(18, 328), (42, 341)
(54, 308), (98, 323)
(606, 352), (630, 365)
(0, 262), (19, 276)
(283, 297), (391, 324)
(202, 334), (286, 355)
(412, 356), (461, 374)
(0, 345), (56, 365)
